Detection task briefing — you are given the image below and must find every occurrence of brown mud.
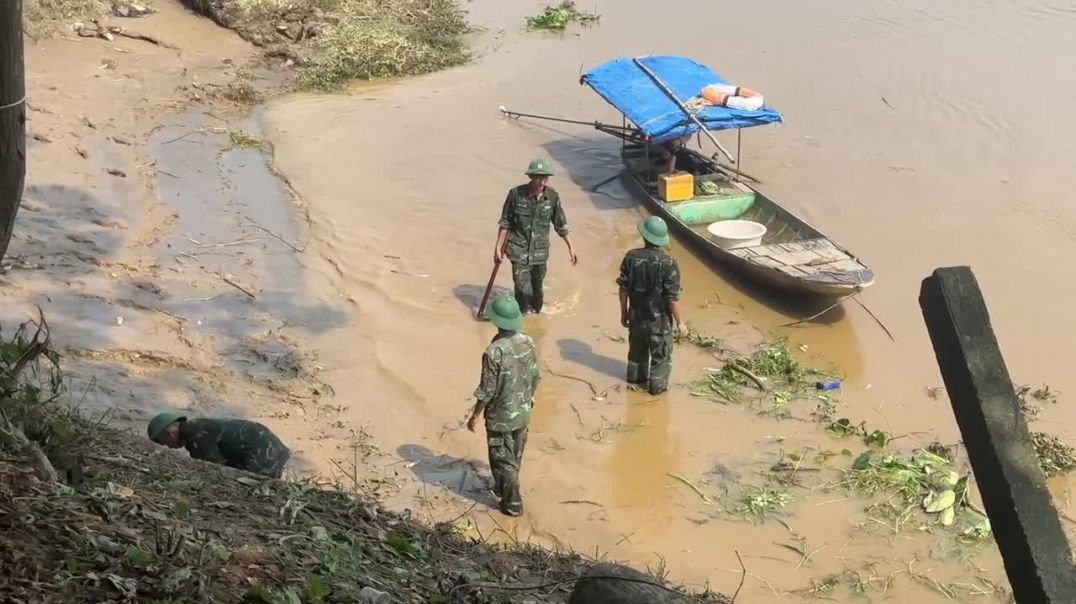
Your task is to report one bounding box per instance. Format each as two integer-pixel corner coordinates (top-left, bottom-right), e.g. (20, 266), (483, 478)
(3, 0), (1075, 602)
(256, 0), (1076, 599)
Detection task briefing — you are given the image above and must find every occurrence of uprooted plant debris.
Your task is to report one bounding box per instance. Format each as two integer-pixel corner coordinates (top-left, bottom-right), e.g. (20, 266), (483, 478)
(833, 449), (992, 540)
(0, 314), (725, 603)
(525, 1), (601, 31)
(675, 328), (726, 352)
(1015, 383), (1059, 421)
(1032, 432), (1076, 478)
(180, 0), (471, 90)
(688, 337), (838, 419)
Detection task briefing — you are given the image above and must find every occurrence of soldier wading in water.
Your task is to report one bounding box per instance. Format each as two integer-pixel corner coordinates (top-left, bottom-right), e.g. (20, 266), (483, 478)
(617, 216), (687, 395)
(467, 295), (540, 516)
(147, 413), (291, 479)
(493, 159), (578, 315)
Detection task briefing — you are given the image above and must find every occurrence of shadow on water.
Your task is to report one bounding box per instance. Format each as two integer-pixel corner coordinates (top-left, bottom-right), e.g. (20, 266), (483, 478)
(557, 338), (625, 381)
(396, 444), (497, 509)
(451, 282), (513, 315)
(499, 116), (635, 211)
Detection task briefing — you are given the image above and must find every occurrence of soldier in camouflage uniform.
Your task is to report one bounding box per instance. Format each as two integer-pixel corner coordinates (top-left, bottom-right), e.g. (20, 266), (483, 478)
(147, 413), (290, 479)
(493, 159), (578, 314)
(467, 294), (541, 516)
(617, 216), (687, 395)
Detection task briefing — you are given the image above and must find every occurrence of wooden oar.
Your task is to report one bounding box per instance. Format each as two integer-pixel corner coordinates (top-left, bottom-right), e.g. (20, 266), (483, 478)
(631, 57), (737, 164)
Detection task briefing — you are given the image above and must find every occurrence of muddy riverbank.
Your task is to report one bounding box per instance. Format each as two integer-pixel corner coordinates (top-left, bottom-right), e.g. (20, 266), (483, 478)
(256, 0), (1076, 599)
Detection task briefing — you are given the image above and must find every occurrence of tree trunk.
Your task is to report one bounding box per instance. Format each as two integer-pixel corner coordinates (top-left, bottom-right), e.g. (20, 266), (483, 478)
(0, 0), (26, 262)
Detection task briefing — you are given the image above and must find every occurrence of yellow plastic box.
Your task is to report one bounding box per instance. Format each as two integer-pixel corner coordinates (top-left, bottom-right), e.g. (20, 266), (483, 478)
(659, 171), (694, 202)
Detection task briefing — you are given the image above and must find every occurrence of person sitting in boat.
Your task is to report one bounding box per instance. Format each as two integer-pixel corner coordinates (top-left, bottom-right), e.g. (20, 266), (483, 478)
(652, 136), (699, 176)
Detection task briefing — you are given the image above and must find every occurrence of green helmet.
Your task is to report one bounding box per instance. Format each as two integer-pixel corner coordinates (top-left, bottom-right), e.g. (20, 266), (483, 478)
(147, 412), (186, 442)
(487, 294), (523, 331)
(638, 216), (670, 247)
(525, 158), (554, 177)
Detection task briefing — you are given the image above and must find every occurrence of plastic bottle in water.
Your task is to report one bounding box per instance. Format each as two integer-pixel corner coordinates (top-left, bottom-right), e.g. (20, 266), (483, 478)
(816, 379), (841, 391)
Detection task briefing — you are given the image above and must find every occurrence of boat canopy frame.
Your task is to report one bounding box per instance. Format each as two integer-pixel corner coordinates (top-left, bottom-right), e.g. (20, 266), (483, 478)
(580, 55), (783, 182)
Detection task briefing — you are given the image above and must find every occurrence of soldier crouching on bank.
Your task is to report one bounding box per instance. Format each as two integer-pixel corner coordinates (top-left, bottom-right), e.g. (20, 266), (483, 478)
(147, 413), (290, 479)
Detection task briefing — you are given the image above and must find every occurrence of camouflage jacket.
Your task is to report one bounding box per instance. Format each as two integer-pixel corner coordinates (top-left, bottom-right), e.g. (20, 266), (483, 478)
(179, 418), (289, 475)
(498, 185), (570, 265)
(616, 245), (682, 333)
(473, 331), (540, 432)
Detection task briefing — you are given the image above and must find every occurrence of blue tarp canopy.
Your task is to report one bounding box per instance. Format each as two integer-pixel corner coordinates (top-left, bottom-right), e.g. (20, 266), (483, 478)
(581, 55), (783, 143)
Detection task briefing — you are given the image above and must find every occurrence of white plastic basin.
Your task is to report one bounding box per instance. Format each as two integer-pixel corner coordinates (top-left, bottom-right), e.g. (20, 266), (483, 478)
(707, 220), (767, 250)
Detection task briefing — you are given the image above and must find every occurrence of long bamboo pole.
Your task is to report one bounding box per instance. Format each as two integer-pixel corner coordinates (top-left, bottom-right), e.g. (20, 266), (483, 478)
(631, 57), (736, 163)
(499, 106), (636, 132)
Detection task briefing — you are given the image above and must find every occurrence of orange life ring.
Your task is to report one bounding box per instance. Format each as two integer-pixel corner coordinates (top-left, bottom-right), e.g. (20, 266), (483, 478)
(700, 84), (764, 110)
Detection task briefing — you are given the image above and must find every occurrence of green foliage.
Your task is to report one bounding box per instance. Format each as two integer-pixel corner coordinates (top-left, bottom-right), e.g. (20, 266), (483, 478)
(525, 1), (600, 30)
(689, 337), (835, 418)
(838, 449), (992, 539)
(736, 486), (793, 520)
(299, 0), (470, 90)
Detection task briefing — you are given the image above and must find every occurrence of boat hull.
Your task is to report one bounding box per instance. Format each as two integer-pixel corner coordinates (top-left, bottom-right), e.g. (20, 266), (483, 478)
(620, 149), (875, 298)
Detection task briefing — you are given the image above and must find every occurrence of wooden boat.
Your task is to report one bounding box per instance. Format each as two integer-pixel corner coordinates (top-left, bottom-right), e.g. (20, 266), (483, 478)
(505, 55), (876, 298)
(620, 143), (875, 297)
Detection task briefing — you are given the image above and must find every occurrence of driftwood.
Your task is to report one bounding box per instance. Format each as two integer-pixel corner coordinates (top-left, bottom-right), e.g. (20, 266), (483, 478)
(74, 21), (176, 48)
(0, 410), (59, 483)
(0, 309), (59, 483)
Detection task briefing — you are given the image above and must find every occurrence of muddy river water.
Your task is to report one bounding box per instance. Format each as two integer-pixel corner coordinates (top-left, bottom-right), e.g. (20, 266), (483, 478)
(251, 0), (1076, 599)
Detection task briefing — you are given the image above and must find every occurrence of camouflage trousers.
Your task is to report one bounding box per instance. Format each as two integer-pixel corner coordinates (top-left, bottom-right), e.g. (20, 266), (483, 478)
(235, 444), (291, 479)
(486, 426), (529, 516)
(626, 324), (674, 395)
(510, 262), (547, 313)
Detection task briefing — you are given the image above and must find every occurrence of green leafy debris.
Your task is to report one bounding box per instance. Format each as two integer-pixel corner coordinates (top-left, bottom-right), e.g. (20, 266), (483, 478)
(525, 1), (601, 30)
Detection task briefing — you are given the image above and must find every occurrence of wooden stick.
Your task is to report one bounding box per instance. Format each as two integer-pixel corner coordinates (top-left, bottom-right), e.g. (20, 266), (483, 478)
(569, 403), (584, 425)
(111, 28), (176, 49)
(546, 368), (599, 397)
(632, 57), (736, 163)
(782, 292), (858, 327)
(244, 216), (307, 253)
(728, 360), (767, 392)
(853, 297), (896, 342)
(715, 162), (762, 183)
(667, 472), (714, 505)
(214, 272), (257, 301)
(588, 172), (621, 192)
(732, 550), (747, 603)
(475, 258), (503, 321)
